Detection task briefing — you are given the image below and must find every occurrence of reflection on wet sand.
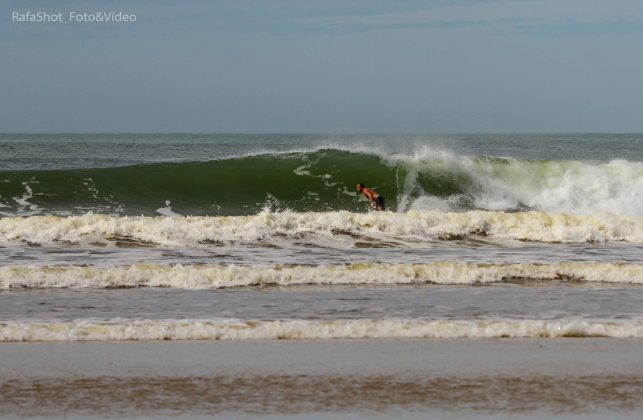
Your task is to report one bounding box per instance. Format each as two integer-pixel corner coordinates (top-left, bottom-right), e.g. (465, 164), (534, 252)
(2, 374), (642, 416)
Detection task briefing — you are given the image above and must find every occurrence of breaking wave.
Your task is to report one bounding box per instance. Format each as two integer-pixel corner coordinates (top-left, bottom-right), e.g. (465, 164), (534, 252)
(1, 262), (641, 289)
(1, 148), (641, 216)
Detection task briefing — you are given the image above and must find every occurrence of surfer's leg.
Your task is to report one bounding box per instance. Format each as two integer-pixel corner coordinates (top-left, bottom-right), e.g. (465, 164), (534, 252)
(377, 196), (385, 211)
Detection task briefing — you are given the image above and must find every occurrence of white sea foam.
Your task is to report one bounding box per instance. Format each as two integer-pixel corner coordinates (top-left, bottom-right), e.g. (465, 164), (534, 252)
(2, 318), (643, 341)
(0, 210), (641, 246)
(469, 158), (643, 217)
(155, 200), (182, 217)
(9, 182), (42, 216)
(377, 148), (643, 217)
(1, 262), (641, 290)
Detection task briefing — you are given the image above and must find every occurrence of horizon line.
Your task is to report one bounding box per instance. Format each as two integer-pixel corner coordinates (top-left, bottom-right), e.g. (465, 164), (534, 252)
(2, 132), (642, 136)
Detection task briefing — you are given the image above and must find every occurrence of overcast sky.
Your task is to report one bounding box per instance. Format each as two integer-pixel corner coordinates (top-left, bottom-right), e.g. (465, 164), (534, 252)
(1, 0), (643, 133)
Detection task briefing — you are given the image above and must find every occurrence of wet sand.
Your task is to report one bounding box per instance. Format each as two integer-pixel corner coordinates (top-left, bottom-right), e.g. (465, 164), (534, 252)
(1, 339), (643, 418)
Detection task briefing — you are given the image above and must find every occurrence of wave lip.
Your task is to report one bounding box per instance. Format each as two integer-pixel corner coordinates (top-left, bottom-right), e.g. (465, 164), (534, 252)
(1, 210), (642, 245)
(3, 318), (643, 341)
(1, 262), (642, 290)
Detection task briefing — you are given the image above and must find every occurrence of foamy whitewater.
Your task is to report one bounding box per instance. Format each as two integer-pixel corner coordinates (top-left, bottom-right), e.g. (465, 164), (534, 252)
(3, 318), (643, 342)
(1, 134), (642, 342)
(1, 210), (642, 245)
(1, 262), (642, 289)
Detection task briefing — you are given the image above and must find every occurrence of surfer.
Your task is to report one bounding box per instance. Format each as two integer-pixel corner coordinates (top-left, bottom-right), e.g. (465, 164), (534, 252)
(356, 183), (385, 211)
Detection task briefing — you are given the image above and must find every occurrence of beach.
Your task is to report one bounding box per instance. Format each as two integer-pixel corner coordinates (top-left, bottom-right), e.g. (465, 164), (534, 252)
(2, 339), (643, 418)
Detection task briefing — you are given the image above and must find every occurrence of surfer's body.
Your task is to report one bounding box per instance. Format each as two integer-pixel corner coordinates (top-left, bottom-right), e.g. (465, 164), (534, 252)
(356, 183), (386, 211)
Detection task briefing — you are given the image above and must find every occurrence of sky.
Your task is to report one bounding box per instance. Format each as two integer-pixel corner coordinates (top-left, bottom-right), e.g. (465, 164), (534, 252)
(1, 0), (643, 133)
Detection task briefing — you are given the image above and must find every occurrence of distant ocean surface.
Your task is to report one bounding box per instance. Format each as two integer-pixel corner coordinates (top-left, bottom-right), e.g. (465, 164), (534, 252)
(0, 133), (642, 341)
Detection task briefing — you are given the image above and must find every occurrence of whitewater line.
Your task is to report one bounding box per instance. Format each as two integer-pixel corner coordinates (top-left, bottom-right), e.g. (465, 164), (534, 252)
(3, 318), (643, 341)
(1, 261), (641, 290)
(0, 210), (641, 245)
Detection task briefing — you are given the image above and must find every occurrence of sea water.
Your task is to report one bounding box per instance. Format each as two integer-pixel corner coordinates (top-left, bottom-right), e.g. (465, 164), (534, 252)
(0, 133), (641, 341)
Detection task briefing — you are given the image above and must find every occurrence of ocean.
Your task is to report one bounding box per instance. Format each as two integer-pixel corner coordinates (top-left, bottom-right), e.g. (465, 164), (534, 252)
(0, 133), (642, 342)
(2, 133), (643, 417)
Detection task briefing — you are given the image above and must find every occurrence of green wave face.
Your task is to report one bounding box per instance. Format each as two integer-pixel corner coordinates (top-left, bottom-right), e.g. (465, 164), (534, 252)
(0, 150), (415, 216)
